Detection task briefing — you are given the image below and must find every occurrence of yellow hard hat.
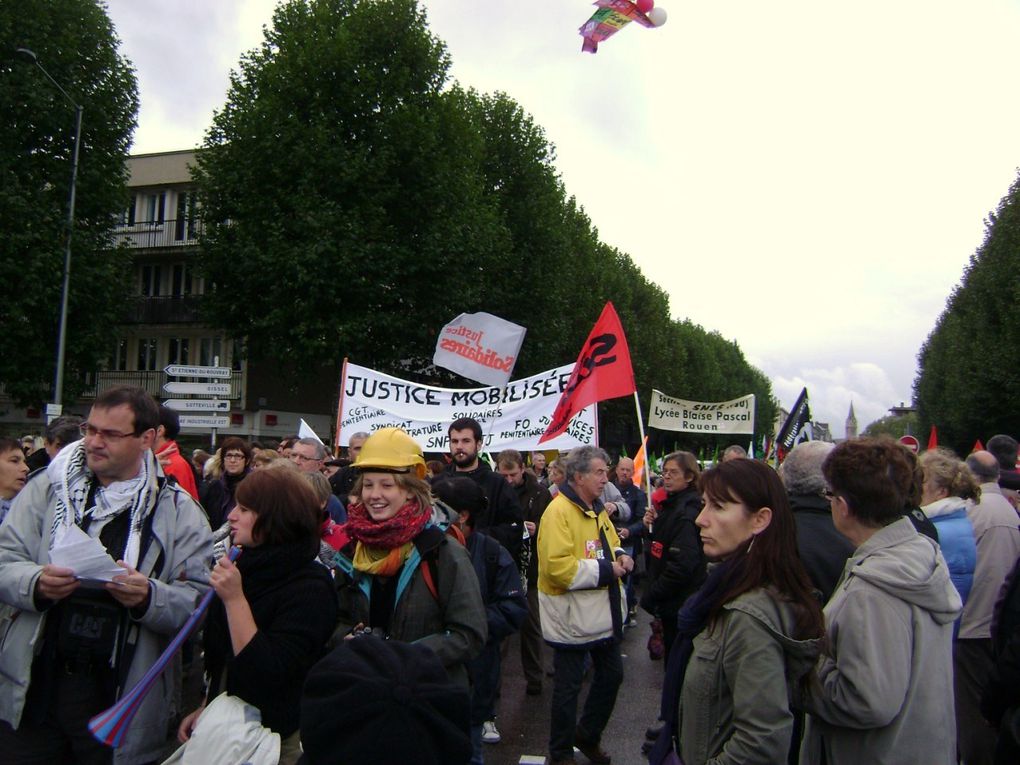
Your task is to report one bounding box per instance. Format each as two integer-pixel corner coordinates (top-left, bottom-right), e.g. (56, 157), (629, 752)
(353, 428), (427, 479)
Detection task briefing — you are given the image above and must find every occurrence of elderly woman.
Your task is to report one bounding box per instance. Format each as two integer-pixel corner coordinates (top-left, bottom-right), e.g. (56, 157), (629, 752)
(919, 449), (978, 608)
(200, 436), (252, 529)
(649, 459), (824, 765)
(332, 427), (486, 686)
(800, 437), (963, 765)
(178, 468), (338, 764)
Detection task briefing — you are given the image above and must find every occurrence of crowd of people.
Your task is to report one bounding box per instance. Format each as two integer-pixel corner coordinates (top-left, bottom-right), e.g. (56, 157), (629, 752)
(2, 387), (1020, 765)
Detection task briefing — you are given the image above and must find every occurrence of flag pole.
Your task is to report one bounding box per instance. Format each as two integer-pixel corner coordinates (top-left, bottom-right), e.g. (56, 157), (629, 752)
(334, 357), (349, 458)
(633, 390), (654, 511)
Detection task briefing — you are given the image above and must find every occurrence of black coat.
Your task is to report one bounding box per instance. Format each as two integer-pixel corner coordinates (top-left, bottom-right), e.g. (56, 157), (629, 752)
(789, 493), (855, 604)
(512, 471), (551, 585)
(442, 462), (523, 559)
(640, 486), (705, 618)
(204, 541), (339, 737)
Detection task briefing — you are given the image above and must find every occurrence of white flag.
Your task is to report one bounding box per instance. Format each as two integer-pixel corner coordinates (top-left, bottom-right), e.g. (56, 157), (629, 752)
(433, 312), (526, 387)
(298, 418), (324, 446)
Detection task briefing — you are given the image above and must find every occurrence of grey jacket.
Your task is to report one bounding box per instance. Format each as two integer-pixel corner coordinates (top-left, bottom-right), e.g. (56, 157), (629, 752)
(680, 587), (822, 765)
(800, 517), (962, 765)
(0, 467), (212, 765)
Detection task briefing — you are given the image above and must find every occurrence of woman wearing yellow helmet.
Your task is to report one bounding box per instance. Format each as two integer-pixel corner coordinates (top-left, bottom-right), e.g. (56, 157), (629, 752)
(334, 428), (487, 687)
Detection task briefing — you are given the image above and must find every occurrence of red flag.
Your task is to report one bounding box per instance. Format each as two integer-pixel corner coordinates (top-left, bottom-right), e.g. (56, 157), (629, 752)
(927, 424), (938, 451)
(539, 302), (636, 443)
(972, 439), (984, 454)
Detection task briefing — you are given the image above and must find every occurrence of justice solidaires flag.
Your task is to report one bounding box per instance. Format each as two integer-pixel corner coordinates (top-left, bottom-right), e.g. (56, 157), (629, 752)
(433, 312), (527, 387)
(539, 302), (636, 444)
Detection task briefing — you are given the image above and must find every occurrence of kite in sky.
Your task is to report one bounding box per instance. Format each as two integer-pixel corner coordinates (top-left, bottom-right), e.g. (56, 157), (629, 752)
(579, 0), (668, 53)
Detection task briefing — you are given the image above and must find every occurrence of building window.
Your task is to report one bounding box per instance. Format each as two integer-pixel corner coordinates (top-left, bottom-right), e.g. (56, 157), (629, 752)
(199, 337), (222, 367)
(171, 264), (192, 296)
(231, 339), (243, 371)
(137, 338), (158, 371)
(141, 264), (162, 297)
(111, 339), (127, 371)
(175, 191), (198, 241)
(168, 338), (190, 365)
(144, 192), (166, 224)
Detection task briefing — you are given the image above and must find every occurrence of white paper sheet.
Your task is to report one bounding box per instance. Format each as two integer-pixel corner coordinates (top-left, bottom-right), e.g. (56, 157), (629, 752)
(50, 524), (128, 582)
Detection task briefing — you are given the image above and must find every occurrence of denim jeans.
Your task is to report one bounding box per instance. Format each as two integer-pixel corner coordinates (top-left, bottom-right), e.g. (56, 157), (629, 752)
(548, 639), (624, 760)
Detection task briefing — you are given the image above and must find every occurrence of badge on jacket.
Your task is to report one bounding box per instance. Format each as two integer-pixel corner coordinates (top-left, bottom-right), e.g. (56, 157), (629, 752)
(650, 541), (664, 559)
(586, 539), (604, 560)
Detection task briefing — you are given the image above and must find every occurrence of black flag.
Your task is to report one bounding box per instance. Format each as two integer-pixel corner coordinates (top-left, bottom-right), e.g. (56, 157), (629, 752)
(776, 388), (811, 456)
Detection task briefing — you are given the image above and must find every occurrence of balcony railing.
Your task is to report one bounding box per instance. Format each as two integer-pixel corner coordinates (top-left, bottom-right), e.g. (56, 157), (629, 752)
(80, 370), (244, 405)
(113, 218), (203, 249)
(123, 296), (204, 324)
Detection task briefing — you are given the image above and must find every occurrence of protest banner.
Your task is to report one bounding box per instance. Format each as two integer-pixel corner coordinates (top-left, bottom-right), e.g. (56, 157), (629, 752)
(648, 390), (756, 434)
(336, 362), (596, 452)
(432, 311), (527, 387)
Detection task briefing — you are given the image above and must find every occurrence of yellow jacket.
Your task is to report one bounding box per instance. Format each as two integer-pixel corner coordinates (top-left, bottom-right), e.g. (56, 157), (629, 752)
(536, 485), (627, 646)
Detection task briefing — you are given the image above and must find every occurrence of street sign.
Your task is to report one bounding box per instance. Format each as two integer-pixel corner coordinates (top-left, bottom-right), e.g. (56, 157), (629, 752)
(163, 382), (233, 397)
(164, 364), (231, 379)
(163, 399), (230, 413)
(899, 434), (920, 453)
(46, 403), (63, 417)
(178, 415), (230, 429)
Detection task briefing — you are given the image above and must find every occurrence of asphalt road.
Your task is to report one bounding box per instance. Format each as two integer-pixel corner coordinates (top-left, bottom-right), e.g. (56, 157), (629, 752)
(482, 618), (664, 765)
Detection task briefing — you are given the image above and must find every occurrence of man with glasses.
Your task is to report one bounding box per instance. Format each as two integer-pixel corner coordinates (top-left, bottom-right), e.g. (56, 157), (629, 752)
(0, 385), (212, 764)
(537, 445), (632, 765)
(291, 437), (346, 523)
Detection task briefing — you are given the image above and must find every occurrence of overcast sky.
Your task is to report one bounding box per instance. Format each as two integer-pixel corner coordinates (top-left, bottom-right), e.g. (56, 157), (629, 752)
(104, 0), (1020, 437)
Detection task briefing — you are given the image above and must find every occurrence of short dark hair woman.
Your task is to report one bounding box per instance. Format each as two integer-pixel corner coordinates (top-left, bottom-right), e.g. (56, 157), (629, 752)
(650, 458), (824, 765)
(800, 437), (962, 765)
(178, 468), (338, 764)
(200, 436), (252, 530)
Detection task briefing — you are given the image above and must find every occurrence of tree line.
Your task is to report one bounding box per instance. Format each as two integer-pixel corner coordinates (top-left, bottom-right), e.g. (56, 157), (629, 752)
(193, 0), (777, 448)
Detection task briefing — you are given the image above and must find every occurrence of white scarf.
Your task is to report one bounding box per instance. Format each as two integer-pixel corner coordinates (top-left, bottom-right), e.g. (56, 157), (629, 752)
(47, 439), (159, 568)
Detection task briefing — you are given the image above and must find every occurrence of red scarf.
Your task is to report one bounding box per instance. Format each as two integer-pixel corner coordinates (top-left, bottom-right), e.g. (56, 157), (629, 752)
(345, 498), (430, 549)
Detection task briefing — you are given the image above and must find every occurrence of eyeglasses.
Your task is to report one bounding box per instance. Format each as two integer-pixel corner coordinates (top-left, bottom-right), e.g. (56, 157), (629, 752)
(662, 469), (685, 478)
(291, 453), (320, 463)
(79, 422), (137, 441)
(224, 453), (246, 461)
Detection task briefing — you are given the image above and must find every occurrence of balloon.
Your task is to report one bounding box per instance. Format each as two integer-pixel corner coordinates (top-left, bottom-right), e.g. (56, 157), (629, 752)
(647, 7), (667, 26)
(636, 0), (655, 13)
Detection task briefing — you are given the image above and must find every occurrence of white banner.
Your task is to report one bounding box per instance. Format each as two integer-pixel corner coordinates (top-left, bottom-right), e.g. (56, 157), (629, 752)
(432, 312), (526, 387)
(649, 390), (756, 434)
(337, 362), (596, 452)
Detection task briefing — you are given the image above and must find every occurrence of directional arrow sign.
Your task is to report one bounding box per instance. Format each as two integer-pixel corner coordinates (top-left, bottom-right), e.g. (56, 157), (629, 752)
(163, 399), (230, 413)
(178, 415), (230, 429)
(164, 365), (231, 379)
(163, 382), (232, 397)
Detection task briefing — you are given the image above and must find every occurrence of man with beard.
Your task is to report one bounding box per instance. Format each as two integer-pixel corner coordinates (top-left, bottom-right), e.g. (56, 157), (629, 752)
(442, 418), (523, 561)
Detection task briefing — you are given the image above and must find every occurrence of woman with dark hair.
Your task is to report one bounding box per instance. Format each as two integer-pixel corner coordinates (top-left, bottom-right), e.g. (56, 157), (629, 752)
(640, 450), (707, 656)
(333, 428), (486, 689)
(199, 436), (252, 529)
(800, 437), (962, 765)
(177, 468), (338, 764)
(649, 458), (824, 765)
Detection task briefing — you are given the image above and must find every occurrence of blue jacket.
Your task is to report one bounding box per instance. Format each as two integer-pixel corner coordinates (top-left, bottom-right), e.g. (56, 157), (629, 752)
(922, 497), (977, 608)
(466, 530), (527, 644)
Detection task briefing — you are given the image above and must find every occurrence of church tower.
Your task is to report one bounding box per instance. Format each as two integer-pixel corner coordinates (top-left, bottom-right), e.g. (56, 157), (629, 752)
(845, 402), (858, 440)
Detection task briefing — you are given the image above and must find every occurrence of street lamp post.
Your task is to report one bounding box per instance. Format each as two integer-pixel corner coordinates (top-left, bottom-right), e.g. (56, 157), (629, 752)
(17, 47), (82, 410)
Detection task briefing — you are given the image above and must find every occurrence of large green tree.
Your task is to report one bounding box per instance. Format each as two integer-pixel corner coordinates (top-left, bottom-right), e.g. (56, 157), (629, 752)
(915, 171), (1020, 453)
(194, 0), (510, 375)
(1, 0), (138, 405)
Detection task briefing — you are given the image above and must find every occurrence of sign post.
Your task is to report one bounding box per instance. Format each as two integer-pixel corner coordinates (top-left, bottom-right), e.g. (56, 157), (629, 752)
(163, 360), (233, 446)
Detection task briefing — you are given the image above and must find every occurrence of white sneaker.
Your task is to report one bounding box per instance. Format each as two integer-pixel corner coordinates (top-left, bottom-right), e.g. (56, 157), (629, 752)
(481, 720), (501, 744)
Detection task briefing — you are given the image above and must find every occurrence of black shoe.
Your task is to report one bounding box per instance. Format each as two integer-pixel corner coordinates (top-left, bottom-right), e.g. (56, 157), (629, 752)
(645, 720), (664, 741)
(575, 729), (611, 765)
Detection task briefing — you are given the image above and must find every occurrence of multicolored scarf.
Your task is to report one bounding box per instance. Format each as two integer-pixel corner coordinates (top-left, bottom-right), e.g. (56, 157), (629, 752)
(345, 498), (430, 550)
(46, 439), (159, 568)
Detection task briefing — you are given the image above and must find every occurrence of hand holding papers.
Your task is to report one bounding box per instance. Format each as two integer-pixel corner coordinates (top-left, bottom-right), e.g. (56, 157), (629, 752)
(50, 524), (128, 584)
